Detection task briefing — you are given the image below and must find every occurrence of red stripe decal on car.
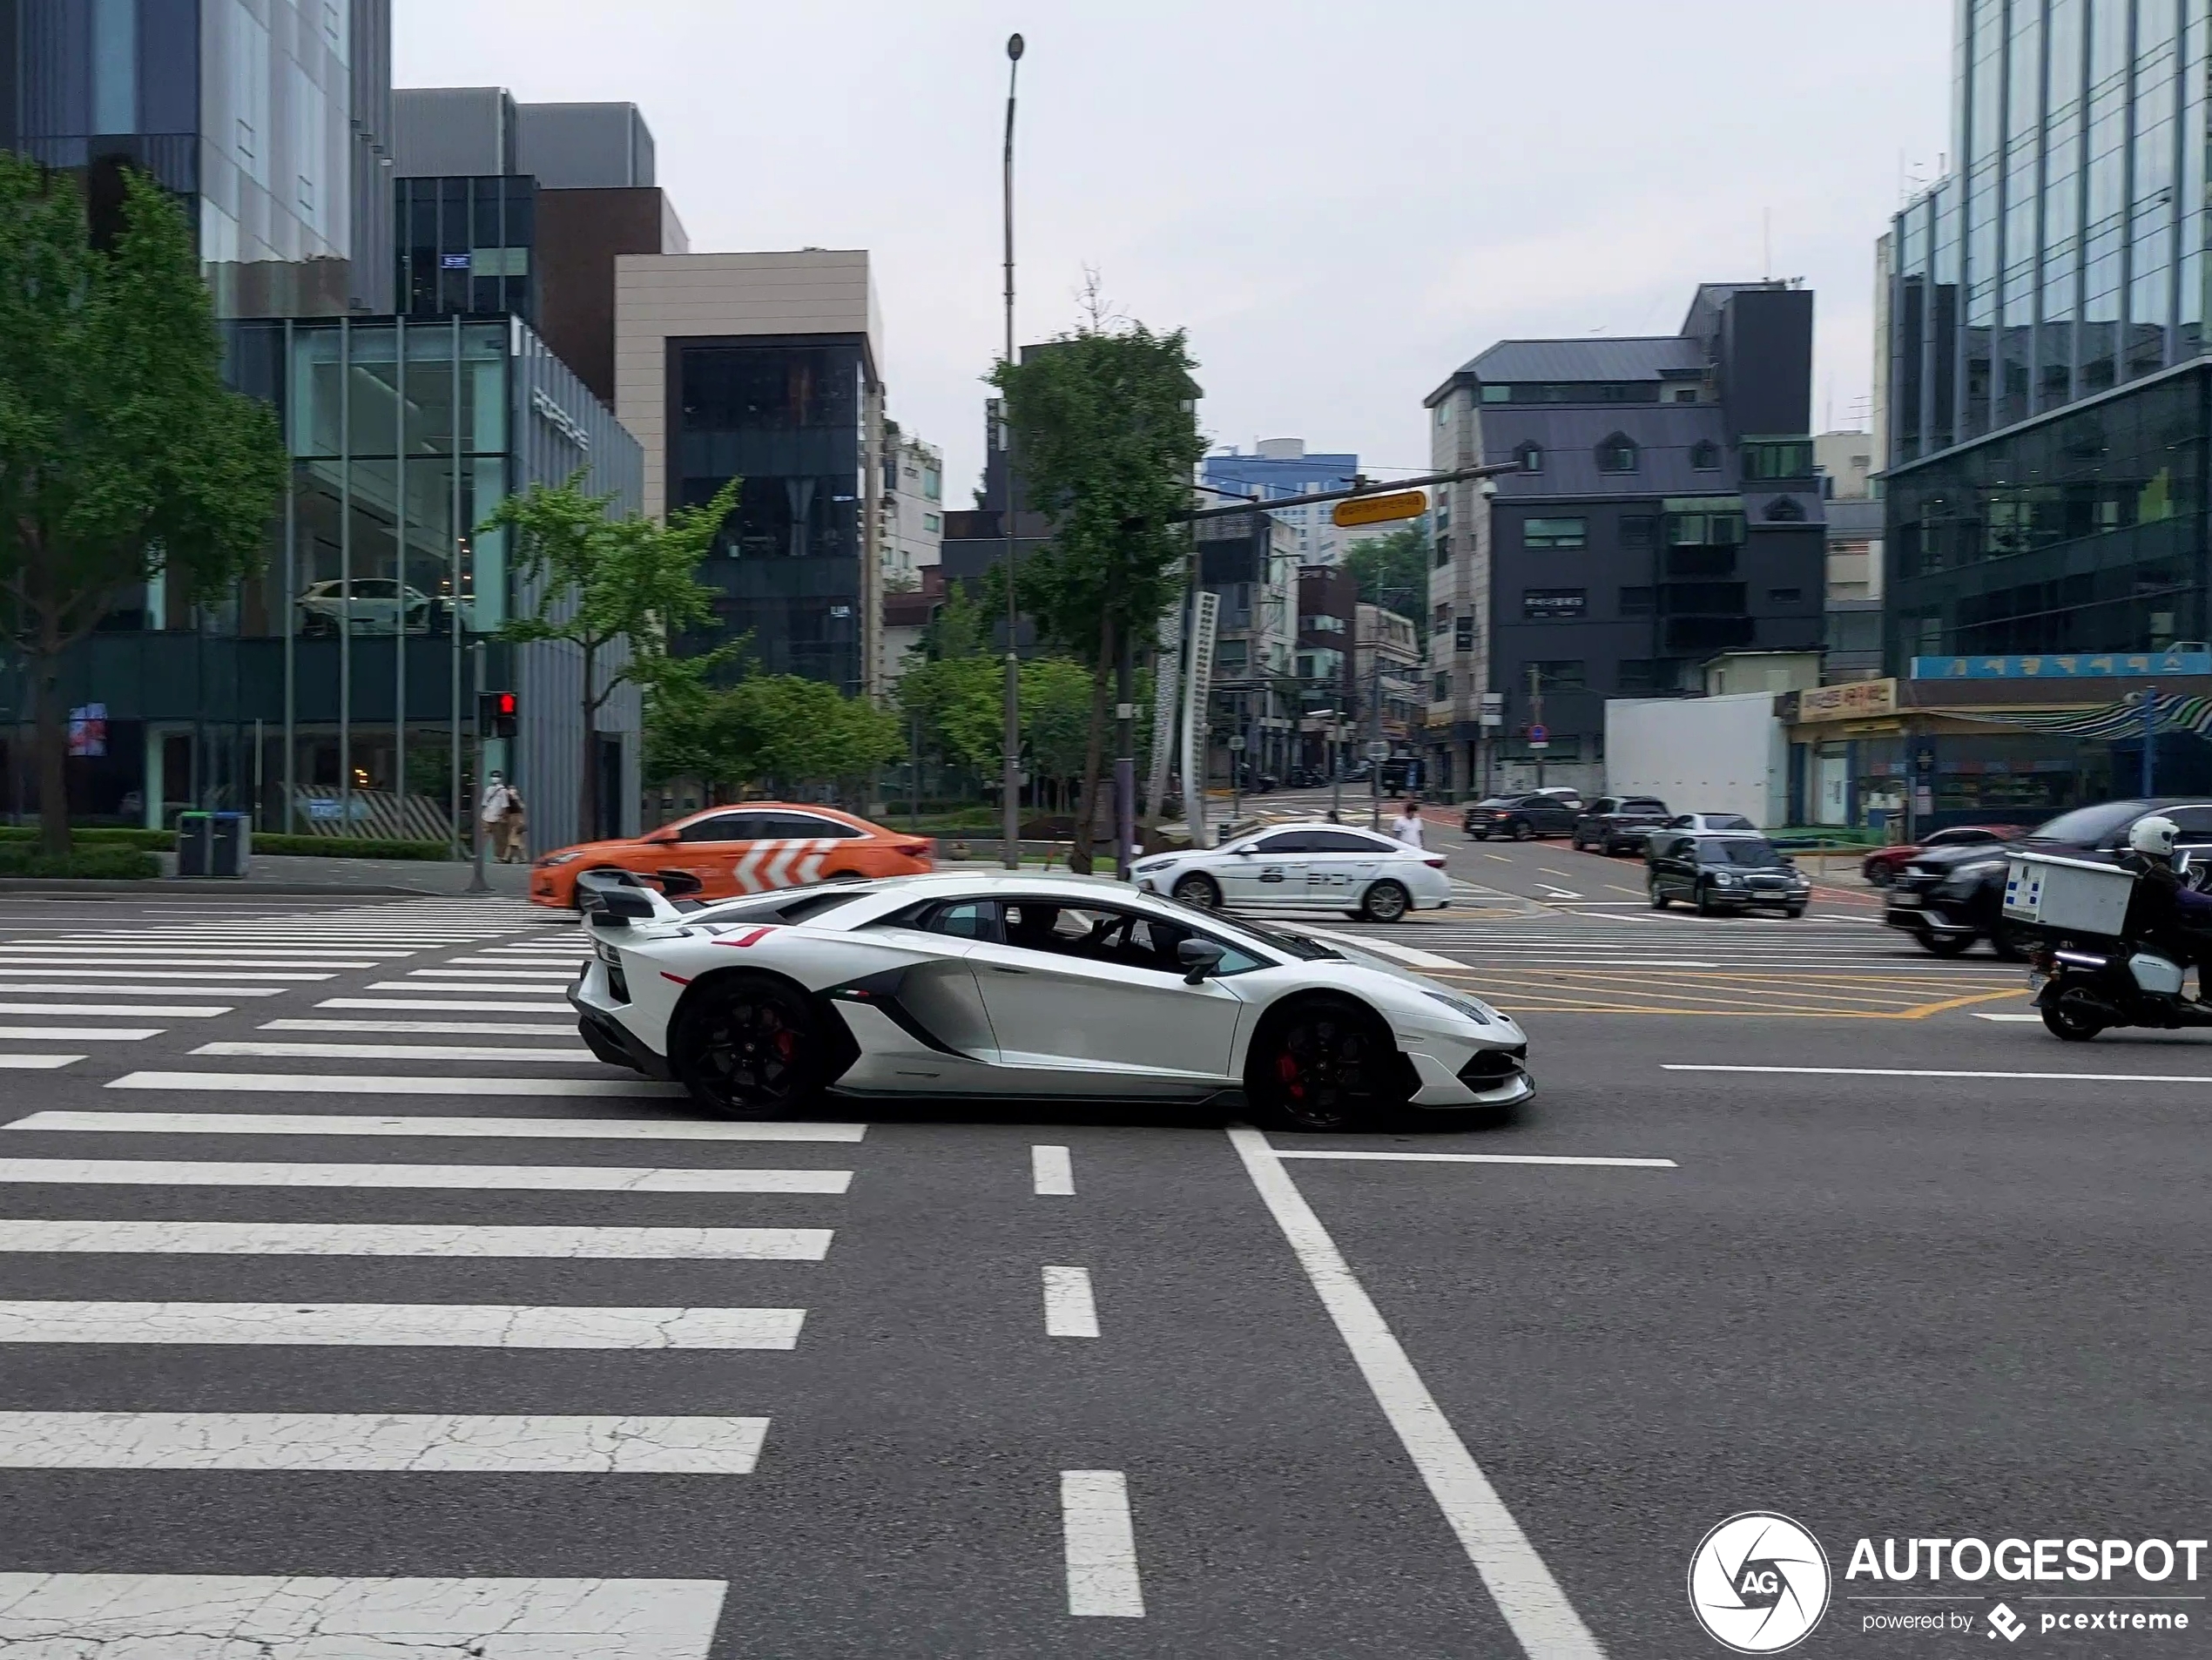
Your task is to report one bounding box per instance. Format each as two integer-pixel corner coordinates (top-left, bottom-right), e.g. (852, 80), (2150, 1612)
(716, 926), (776, 948)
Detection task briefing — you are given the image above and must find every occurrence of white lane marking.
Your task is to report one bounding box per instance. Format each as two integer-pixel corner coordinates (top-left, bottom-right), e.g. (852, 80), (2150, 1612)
(1663, 1063), (2212, 1084)
(1295, 927), (1464, 972)
(0, 1301), (806, 1348)
(1483, 854), (1514, 862)
(192, 1041), (597, 1063)
(0, 1026), (158, 1042)
(0, 1574), (730, 1656)
(0, 968), (328, 981)
(6, 1111), (867, 1143)
(1042, 1265), (1101, 1338)
(1227, 1126), (1604, 1658)
(0, 1159), (852, 1193)
(0, 946), (411, 958)
(108, 1072), (682, 1097)
(0, 1412), (771, 1473)
(320, 996), (583, 1013)
(0, 1056), (78, 1070)
(368, 980), (567, 995)
(1061, 1470), (1146, 1618)
(0, 1219), (833, 1258)
(1274, 1150), (1676, 1169)
(1971, 1013), (2045, 1022)
(1535, 885), (1583, 901)
(263, 1018), (580, 1036)
(406, 968), (578, 981)
(1032, 1144), (1076, 1196)
(0, 1002), (228, 1017)
(0, 982), (286, 996)
(0, 955), (378, 970)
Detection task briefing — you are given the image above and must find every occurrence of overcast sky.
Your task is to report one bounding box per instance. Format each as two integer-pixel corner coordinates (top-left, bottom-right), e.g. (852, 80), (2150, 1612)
(394, 0), (1953, 502)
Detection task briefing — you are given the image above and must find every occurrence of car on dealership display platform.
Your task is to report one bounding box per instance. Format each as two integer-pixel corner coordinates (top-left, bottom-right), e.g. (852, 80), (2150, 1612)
(1463, 792), (1580, 840)
(530, 803), (934, 910)
(1860, 822), (2025, 887)
(1885, 799), (2212, 957)
(570, 869), (1530, 1131)
(1647, 832), (1811, 915)
(1570, 795), (1672, 854)
(1130, 822), (1452, 922)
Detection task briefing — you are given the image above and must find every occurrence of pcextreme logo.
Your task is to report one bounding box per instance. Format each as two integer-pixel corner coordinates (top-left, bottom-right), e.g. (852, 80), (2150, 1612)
(1689, 1512), (1833, 1654)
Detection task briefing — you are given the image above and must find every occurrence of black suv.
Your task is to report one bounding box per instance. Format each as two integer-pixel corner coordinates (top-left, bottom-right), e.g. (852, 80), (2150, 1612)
(1464, 792), (1580, 840)
(1885, 798), (2212, 957)
(1571, 795), (1670, 854)
(1648, 833), (1812, 916)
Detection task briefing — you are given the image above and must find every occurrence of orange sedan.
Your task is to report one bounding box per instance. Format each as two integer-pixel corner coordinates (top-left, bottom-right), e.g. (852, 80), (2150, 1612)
(529, 803), (934, 910)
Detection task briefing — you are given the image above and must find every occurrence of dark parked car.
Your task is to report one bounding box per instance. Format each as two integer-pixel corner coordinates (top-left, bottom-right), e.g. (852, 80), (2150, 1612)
(1861, 823), (2023, 887)
(1885, 799), (2212, 957)
(1464, 793), (1579, 840)
(1571, 795), (1671, 854)
(1648, 833), (1811, 916)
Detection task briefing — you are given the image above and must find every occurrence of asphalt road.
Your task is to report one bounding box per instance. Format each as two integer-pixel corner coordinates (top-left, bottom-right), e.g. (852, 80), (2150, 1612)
(0, 887), (2202, 1657)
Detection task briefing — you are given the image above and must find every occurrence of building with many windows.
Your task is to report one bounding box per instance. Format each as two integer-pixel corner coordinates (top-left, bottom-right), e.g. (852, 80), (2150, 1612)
(2, 0), (395, 316)
(1202, 440), (1360, 563)
(1422, 282), (1826, 797)
(614, 250), (886, 698)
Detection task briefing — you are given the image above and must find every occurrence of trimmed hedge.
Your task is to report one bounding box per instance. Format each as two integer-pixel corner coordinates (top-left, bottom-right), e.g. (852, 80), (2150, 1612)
(253, 833), (454, 861)
(0, 826), (173, 851)
(0, 845), (159, 880)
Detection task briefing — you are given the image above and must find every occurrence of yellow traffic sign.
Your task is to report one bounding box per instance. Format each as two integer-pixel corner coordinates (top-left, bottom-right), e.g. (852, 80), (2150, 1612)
(1332, 489), (1426, 528)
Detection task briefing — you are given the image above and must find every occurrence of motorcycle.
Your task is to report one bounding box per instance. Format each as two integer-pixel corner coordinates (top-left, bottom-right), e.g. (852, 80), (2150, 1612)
(2019, 850), (2212, 1041)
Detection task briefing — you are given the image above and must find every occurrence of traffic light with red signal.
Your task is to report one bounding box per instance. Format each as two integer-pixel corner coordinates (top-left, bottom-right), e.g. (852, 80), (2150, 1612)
(479, 691), (518, 739)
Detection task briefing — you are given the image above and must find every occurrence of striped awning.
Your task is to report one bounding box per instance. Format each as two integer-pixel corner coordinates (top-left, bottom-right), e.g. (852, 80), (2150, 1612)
(1944, 692), (2212, 739)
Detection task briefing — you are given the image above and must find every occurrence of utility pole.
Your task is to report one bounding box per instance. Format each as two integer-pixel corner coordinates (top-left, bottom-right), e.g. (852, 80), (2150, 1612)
(465, 640), (489, 894)
(1114, 630), (1136, 878)
(1369, 644), (1384, 831)
(1528, 661), (1546, 790)
(998, 32), (1025, 870)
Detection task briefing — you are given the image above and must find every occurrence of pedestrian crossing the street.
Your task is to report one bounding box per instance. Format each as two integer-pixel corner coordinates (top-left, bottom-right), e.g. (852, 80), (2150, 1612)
(0, 903), (845, 1651)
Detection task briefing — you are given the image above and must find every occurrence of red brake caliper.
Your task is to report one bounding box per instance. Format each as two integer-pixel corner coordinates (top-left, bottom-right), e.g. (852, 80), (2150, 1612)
(1277, 1051), (1303, 1098)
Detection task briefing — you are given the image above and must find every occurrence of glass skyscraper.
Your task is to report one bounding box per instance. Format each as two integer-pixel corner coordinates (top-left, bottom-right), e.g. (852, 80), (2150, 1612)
(1885, 0), (2212, 667)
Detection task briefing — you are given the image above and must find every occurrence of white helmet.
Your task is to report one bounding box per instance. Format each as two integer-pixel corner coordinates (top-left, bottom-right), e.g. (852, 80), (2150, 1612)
(2129, 814), (2180, 858)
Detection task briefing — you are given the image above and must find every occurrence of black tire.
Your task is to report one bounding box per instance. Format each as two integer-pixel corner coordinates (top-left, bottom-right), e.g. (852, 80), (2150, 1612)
(1649, 881), (1669, 910)
(1866, 864), (1895, 888)
(1171, 872), (1222, 910)
(1918, 930), (1974, 958)
(2041, 998), (2104, 1042)
(670, 973), (829, 1118)
(1694, 881), (1717, 917)
(1989, 929), (2034, 963)
(1246, 995), (1409, 1131)
(1467, 828), (1489, 842)
(1359, 880), (1410, 923)
(1510, 819), (1532, 841)
(1784, 904), (1807, 919)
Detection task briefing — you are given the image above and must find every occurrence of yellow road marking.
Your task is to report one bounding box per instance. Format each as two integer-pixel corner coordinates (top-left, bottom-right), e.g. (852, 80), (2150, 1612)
(1428, 968), (2030, 1020)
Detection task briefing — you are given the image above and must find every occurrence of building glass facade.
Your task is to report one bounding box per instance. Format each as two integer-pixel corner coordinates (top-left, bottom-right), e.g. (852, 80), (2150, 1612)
(395, 172), (536, 323)
(0, 315), (643, 853)
(0, 0), (395, 315)
(672, 338), (870, 692)
(1889, 0), (2209, 467)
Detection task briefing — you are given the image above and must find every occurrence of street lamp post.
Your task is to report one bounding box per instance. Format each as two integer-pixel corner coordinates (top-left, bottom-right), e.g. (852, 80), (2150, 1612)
(998, 32), (1024, 869)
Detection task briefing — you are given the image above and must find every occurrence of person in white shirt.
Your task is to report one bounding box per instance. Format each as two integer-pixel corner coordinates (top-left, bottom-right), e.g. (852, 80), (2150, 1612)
(480, 773), (527, 863)
(1388, 799), (1425, 848)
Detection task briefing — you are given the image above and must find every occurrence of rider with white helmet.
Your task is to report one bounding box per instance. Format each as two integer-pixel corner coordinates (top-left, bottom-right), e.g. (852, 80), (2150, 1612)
(2120, 813), (2212, 995)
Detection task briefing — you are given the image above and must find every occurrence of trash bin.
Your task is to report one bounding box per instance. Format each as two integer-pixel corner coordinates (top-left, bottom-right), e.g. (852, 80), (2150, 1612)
(211, 812), (250, 878)
(174, 811), (212, 876)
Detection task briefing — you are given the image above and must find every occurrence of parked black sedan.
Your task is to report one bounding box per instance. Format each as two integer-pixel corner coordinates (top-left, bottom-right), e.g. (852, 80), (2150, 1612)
(1885, 798), (2212, 957)
(1464, 792), (1580, 841)
(1648, 833), (1811, 916)
(1570, 795), (1671, 854)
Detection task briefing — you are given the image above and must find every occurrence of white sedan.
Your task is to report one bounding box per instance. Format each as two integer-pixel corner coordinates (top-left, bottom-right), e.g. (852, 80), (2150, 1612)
(571, 869), (1530, 1130)
(1129, 822), (1453, 922)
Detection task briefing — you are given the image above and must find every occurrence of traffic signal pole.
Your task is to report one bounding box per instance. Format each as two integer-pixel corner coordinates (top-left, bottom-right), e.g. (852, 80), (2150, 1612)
(466, 640), (489, 894)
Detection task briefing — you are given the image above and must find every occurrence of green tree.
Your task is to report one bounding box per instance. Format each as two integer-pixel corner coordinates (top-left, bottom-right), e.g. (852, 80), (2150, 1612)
(1342, 521), (1429, 612)
(0, 158), (287, 854)
(990, 320), (1204, 867)
(486, 474), (737, 841)
(644, 659), (901, 802)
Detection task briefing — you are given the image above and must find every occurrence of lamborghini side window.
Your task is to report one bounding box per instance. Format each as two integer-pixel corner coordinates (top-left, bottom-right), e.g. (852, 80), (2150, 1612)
(920, 899), (1002, 941)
